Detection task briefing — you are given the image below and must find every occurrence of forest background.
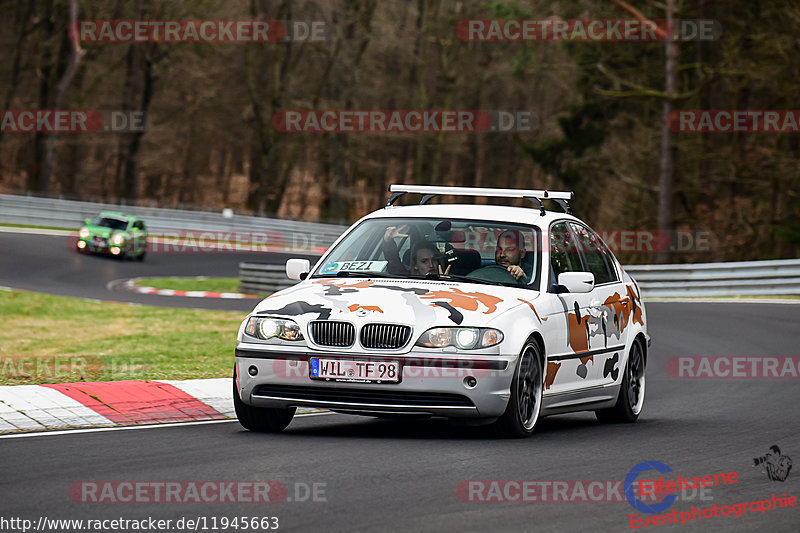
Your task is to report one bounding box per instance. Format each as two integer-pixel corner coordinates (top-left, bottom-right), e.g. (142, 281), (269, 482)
(1, 0), (798, 264)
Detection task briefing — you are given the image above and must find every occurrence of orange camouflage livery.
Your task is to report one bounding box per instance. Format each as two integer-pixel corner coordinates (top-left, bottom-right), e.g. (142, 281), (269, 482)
(566, 311), (590, 352)
(602, 284), (644, 336)
(347, 304), (384, 313)
(545, 361), (561, 390)
(517, 298), (542, 323)
(420, 288), (503, 314)
(626, 285), (644, 326)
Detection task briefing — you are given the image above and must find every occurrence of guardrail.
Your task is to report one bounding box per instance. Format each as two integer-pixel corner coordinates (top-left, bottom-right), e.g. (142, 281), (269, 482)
(240, 259), (800, 297)
(624, 259), (800, 297)
(0, 193), (347, 252)
(240, 263), (304, 294)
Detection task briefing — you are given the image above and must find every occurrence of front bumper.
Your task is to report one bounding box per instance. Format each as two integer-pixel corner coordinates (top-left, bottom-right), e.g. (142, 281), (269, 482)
(78, 236), (138, 255)
(78, 236), (109, 251)
(235, 346), (517, 418)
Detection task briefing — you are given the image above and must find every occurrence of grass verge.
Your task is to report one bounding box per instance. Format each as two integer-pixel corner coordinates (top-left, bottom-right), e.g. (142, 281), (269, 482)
(133, 276), (248, 294)
(0, 222), (77, 231)
(0, 288), (244, 385)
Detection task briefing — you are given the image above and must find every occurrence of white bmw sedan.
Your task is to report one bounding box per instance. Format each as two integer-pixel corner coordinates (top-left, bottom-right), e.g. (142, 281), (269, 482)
(234, 185), (649, 437)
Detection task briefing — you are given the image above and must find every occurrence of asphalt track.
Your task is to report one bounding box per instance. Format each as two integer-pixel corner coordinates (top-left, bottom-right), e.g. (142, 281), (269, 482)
(1, 231), (799, 532)
(0, 231), (315, 311)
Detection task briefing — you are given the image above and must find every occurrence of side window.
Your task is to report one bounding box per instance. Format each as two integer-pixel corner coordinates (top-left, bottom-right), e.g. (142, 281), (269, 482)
(549, 221), (584, 286)
(569, 222), (618, 285)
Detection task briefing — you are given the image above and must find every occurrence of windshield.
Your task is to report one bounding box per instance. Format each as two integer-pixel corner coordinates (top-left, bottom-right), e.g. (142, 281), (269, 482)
(91, 216), (128, 231)
(313, 217), (541, 288)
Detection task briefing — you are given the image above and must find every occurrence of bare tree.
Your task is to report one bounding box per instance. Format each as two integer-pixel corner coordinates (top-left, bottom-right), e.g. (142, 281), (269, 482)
(34, 0), (83, 195)
(608, 0), (675, 263)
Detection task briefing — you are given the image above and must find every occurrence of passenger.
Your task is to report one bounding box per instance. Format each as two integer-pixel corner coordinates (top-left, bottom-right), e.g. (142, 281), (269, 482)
(409, 241), (449, 275)
(382, 225), (450, 275)
(496, 229), (528, 281)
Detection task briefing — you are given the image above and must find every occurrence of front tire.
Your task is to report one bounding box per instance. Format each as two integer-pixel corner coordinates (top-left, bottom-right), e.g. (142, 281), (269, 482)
(494, 341), (544, 437)
(233, 369), (295, 432)
(596, 338), (645, 423)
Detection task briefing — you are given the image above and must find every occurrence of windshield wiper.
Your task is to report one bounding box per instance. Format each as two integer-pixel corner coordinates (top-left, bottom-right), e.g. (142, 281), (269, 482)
(311, 271), (400, 279)
(419, 273), (507, 286)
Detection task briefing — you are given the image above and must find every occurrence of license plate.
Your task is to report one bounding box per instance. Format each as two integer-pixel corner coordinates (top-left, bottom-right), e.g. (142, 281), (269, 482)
(93, 237), (106, 247)
(309, 358), (401, 383)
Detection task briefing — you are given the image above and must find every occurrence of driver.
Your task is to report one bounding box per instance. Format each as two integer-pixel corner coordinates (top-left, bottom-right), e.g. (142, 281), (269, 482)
(496, 229), (528, 281)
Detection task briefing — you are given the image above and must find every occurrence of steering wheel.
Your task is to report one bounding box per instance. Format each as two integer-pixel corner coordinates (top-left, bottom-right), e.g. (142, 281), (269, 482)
(468, 264), (520, 283)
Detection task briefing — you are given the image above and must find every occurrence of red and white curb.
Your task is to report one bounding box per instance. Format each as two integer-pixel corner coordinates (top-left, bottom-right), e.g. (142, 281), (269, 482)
(0, 378), (318, 434)
(118, 278), (261, 299)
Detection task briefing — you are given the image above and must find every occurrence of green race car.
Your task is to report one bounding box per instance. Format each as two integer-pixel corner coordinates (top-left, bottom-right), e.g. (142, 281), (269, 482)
(76, 211), (148, 260)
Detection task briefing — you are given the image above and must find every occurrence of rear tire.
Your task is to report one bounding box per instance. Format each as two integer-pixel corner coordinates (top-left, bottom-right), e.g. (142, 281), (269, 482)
(136, 250), (146, 262)
(233, 368), (295, 432)
(595, 338), (645, 423)
(493, 340), (543, 438)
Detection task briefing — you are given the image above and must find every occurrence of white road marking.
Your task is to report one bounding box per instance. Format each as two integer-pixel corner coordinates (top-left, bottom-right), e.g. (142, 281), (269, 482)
(0, 227), (74, 236)
(0, 411), (336, 439)
(645, 297), (800, 304)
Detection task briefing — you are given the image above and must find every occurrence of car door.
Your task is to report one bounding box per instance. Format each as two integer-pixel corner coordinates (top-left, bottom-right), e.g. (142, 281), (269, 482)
(541, 220), (599, 393)
(569, 222), (628, 387)
(131, 221), (146, 253)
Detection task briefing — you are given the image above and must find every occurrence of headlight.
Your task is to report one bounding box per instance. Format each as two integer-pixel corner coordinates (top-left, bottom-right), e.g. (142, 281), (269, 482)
(79, 228), (90, 238)
(244, 316), (304, 341)
(111, 234), (125, 245)
(415, 327), (503, 349)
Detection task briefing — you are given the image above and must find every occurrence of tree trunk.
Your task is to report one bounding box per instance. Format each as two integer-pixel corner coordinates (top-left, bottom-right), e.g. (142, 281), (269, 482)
(34, 0), (82, 195)
(656, 0), (678, 264)
(0, 0), (36, 169)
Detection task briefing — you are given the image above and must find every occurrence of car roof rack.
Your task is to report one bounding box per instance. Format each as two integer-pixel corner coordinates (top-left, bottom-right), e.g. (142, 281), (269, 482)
(386, 185), (573, 215)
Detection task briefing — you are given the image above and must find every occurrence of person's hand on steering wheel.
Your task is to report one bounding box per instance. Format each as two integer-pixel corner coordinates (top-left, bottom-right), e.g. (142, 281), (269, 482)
(507, 265), (527, 281)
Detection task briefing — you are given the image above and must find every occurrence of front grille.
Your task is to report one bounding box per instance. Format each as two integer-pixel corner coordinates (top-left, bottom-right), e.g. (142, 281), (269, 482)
(360, 324), (411, 349)
(253, 385), (474, 407)
(309, 321), (355, 347)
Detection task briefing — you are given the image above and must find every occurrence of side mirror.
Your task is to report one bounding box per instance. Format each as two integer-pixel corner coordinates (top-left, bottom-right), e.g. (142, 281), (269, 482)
(286, 258), (311, 281)
(557, 272), (595, 293)
(84, 218), (91, 226)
